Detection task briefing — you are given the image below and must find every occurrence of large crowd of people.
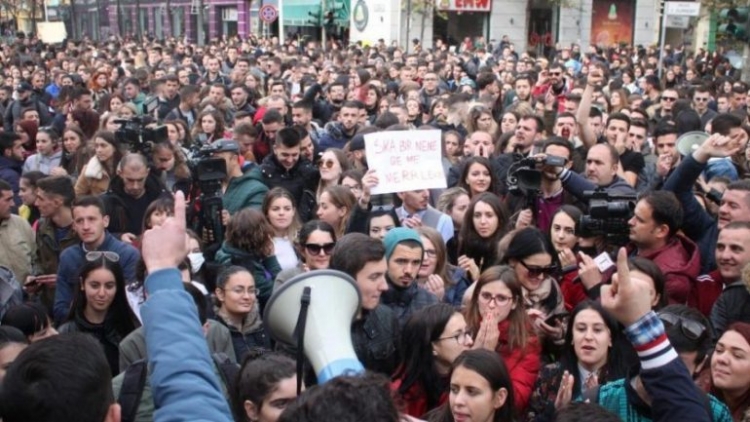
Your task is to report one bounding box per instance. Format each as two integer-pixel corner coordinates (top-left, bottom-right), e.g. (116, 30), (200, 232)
(0, 32), (748, 422)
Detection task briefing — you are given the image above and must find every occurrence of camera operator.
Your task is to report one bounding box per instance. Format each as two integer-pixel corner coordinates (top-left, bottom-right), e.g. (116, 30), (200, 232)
(552, 143), (636, 203)
(511, 138), (577, 233)
(663, 113), (749, 273)
(626, 191), (700, 305)
(212, 139), (268, 215)
(101, 153), (169, 244)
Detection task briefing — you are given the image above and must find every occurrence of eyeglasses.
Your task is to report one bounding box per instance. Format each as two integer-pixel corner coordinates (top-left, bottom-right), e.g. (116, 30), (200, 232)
(549, 71), (562, 76)
(437, 329), (473, 344)
(694, 97), (709, 102)
(658, 312), (707, 340)
(423, 249), (437, 259)
(224, 286), (257, 296)
(86, 251), (120, 263)
(479, 291), (513, 305)
(518, 260), (557, 278)
(305, 242), (336, 256)
(661, 96), (678, 102)
(318, 159), (336, 169)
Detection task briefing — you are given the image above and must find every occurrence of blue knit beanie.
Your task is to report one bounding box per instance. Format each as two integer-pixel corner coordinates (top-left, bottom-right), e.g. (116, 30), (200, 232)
(383, 227), (423, 261)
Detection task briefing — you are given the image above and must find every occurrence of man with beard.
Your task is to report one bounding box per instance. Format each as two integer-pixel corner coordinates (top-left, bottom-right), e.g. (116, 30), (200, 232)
(229, 84), (256, 117)
(303, 80), (347, 123)
(512, 138), (576, 233)
(319, 101), (362, 150)
(532, 62), (571, 112)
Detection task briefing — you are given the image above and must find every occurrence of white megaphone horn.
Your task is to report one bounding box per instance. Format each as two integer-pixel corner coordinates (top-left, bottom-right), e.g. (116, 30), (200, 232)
(676, 131), (710, 156)
(263, 270), (365, 383)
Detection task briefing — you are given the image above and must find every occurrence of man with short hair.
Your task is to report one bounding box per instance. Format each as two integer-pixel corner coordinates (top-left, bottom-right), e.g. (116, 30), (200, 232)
(641, 121), (680, 192)
(255, 109), (285, 162)
(260, 127), (319, 221)
(0, 133), (24, 206)
(31, 176), (79, 313)
(212, 139), (268, 214)
(157, 75), (181, 120)
(627, 191), (700, 305)
(692, 86), (716, 127)
(292, 100), (323, 145)
(330, 233), (399, 376)
(380, 228), (437, 325)
(204, 56), (231, 85)
(233, 122), (258, 164)
(709, 222), (750, 339)
(319, 101), (362, 150)
(604, 113), (643, 187)
(53, 195), (140, 323)
(229, 84), (256, 117)
(122, 78), (147, 114)
(419, 71), (444, 110)
(0, 179), (35, 289)
(394, 189), (454, 244)
(664, 113), (749, 273)
(514, 115), (544, 155)
(102, 153), (168, 243)
(730, 85), (747, 112)
(165, 85), (200, 127)
(556, 143), (636, 202)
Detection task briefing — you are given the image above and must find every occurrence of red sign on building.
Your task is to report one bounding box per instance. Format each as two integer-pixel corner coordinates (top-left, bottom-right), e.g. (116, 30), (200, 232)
(437, 0), (491, 12)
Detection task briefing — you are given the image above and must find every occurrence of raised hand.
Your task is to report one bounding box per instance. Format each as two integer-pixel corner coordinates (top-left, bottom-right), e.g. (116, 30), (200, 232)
(142, 191), (188, 274)
(601, 248), (653, 326)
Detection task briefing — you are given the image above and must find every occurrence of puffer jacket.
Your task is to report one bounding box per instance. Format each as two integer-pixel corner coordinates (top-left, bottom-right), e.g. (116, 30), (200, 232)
(259, 154), (319, 222)
(221, 167), (268, 214)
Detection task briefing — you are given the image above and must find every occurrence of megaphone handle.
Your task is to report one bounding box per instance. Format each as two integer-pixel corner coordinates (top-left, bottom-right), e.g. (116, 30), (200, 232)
(295, 287), (312, 395)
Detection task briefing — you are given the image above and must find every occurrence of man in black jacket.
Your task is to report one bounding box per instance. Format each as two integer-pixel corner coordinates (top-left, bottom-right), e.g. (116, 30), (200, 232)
(4, 82), (52, 130)
(330, 233), (399, 377)
(259, 126), (319, 221)
(101, 153), (168, 244)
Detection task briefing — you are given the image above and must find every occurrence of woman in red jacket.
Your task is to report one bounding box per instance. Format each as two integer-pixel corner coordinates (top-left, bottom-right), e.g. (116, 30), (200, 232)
(464, 265), (541, 413)
(392, 303), (474, 418)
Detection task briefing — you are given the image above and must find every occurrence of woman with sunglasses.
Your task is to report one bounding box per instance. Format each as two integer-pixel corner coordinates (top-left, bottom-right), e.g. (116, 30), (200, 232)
(274, 220), (337, 289)
(416, 227), (471, 308)
(216, 208), (282, 311)
(465, 266), (541, 412)
(214, 266), (271, 362)
(500, 227), (566, 343)
(58, 253), (140, 375)
(392, 303), (474, 418)
(316, 148), (351, 201)
(526, 300), (632, 421)
(263, 188), (302, 272)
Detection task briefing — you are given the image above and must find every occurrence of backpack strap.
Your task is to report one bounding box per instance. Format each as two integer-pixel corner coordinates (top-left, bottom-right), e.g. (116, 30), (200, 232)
(118, 359), (149, 422)
(212, 352), (240, 393)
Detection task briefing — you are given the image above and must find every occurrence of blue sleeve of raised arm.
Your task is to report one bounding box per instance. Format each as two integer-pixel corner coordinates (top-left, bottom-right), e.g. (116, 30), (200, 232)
(121, 247), (141, 284)
(559, 169), (597, 202)
(142, 268), (233, 422)
(662, 155), (715, 241)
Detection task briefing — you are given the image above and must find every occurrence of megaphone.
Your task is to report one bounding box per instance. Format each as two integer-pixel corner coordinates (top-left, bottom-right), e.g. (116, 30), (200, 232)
(677, 131), (710, 156)
(263, 270), (364, 383)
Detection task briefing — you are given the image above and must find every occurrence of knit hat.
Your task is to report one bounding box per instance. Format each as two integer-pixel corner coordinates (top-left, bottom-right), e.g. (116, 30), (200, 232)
(383, 227), (422, 261)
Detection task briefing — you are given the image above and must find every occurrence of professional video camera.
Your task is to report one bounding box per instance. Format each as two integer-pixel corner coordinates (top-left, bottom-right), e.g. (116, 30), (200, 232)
(114, 117), (168, 155)
(507, 155), (567, 207)
(189, 143), (228, 245)
(577, 190), (637, 245)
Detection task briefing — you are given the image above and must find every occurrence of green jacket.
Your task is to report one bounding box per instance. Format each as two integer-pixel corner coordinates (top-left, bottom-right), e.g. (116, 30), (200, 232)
(222, 167), (268, 215)
(215, 243), (281, 305)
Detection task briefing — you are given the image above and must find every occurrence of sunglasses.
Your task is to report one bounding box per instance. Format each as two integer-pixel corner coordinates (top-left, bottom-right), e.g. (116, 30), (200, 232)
(86, 251), (120, 263)
(518, 260), (557, 278)
(318, 159), (336, 169)
(305, 242), (336, 256)
(661, 96), (678, 102)
(658, 312), (707, 340)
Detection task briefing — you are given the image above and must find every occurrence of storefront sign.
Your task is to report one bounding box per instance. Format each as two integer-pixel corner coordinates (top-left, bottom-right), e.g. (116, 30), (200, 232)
(590, 0), (634, 47)
(365, 130), (446, 195)
(437, 0), (491, 13)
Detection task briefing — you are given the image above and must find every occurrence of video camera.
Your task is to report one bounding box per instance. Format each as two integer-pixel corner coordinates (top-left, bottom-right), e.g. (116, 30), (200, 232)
(577, 190), (637, 245)
(114, 117), (168, 155)
(507, 155), (567, 205)
(189, 144), (228, 245)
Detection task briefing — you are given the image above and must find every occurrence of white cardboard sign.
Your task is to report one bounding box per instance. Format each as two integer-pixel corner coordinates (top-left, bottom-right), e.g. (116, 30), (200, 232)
(364, 130), (446, 195)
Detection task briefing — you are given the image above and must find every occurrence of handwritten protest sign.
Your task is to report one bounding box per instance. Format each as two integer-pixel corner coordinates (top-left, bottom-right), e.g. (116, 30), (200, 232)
(364, 130), (446, 195)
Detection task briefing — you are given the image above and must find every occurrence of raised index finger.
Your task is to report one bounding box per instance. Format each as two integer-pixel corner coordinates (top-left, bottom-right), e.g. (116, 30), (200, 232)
(615, 247), (630, 288)
(173, 191), (187, 230)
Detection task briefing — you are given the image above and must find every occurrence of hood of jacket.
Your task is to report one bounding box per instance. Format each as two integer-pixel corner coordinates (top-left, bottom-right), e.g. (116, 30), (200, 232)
(84, 156), (106, 179)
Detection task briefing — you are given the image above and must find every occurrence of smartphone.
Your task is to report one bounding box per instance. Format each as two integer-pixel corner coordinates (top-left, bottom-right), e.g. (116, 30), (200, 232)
(544, 312), (568, 326)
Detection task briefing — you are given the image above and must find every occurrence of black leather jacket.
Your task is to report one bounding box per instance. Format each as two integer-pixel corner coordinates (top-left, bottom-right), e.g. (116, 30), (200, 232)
(351, 304), (400, 377)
